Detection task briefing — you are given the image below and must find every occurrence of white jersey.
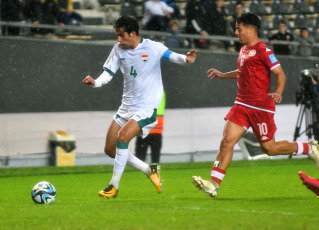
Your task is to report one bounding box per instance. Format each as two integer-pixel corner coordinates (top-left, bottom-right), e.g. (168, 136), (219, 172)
(103, 38), (170, 111)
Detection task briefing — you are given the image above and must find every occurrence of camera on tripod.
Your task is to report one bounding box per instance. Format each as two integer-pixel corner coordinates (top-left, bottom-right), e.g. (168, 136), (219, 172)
(295, 68), (317, 107)
(294, 65), (319, 142)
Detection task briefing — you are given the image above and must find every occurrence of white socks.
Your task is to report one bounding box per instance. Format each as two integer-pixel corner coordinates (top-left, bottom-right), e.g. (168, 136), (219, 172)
(109, 141), (151, 190)
(110, 146), (129, 190)
(127, 152), (151, 177)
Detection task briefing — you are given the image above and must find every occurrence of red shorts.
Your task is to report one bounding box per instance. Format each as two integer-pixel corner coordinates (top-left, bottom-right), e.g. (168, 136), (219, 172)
(225, 104), (277, 143)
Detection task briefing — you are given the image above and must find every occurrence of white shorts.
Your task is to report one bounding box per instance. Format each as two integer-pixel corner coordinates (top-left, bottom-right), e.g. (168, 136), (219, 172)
(113, 108), (158, 138)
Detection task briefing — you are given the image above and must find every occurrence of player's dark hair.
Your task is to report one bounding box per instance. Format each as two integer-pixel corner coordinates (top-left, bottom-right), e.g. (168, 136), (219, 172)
(113, 15), (139, 36)
(236, 12), (261, 31)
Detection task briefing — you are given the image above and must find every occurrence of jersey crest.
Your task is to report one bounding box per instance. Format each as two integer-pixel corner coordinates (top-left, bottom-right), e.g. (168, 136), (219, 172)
(249, 50), (256, 57)
(141, 53), (149, 62)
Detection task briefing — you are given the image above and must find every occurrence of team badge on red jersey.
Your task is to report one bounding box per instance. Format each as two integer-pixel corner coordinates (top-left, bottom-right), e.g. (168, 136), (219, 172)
(249, 49), (256, 57)
(141, 53), (149, 62)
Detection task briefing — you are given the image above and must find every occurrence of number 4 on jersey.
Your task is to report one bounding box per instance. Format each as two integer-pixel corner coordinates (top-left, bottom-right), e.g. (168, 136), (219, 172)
(130, 66), (137, 78)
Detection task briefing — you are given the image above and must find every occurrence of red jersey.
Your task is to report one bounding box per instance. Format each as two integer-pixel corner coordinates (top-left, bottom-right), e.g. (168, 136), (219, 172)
(235, 41), (280, 113)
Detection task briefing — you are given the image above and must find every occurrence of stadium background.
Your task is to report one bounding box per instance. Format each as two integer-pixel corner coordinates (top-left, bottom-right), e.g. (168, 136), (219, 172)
(1, 35), (319, 167)
(1, 2), (318, 229)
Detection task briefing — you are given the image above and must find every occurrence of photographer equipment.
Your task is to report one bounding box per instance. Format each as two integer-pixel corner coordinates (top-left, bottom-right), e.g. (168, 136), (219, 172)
(293, 68), (319, 143)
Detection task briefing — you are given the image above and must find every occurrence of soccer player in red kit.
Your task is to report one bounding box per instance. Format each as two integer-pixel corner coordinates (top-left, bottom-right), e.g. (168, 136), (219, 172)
(192, 12), (319, 198)
(299, 171), (319, 197)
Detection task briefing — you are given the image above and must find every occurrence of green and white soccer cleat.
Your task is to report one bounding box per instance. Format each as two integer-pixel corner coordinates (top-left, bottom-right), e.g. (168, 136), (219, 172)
(308, 140), (319, 168)
(192, 176), (219, 197)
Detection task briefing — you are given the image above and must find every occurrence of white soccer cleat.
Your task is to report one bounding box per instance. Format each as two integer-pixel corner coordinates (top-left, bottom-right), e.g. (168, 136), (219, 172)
(192, 176), (219, 197)
(308, 140), (319, 168)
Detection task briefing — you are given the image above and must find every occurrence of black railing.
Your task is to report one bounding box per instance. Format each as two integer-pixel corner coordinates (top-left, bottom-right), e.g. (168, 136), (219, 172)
(1, 21), (319, 52)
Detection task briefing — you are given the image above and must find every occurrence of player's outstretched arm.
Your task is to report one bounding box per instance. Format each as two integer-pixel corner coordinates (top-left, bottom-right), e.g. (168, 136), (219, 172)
(268, 66), (286, 103)
(207, 69), (237, 80)
(167, 49), (197, 65)
(82, 75), (95, 87)
(82, 71), (113, 88)
(186, 49), (197, 63)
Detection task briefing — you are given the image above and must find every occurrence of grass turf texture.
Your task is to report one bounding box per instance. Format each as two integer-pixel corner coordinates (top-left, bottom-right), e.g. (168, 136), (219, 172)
(0, 159), (319, 230)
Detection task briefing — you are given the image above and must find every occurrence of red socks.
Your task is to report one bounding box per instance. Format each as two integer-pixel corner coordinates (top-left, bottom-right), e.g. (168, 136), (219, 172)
(211, 166), (226, 185)
(294, 141), (310, 155)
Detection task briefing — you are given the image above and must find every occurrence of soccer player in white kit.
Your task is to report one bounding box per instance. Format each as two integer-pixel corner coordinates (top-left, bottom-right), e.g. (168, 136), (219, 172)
(82, 15), (197, 198)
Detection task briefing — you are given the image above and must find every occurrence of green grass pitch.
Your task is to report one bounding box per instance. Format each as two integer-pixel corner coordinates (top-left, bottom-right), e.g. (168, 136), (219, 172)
(0, 158), (319, 230)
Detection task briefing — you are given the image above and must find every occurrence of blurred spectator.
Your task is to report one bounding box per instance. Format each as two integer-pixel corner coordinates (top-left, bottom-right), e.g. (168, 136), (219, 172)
(165, 20), (184, 48)
(0, 0), (23, 36)
(24, 0), (65, 38)
(185, 0), (211, 49)
(230, 2), (243, 33)
(295, 27), (315, 57)
(142, 0), (174, 31)
(269, 21), (294, 55)
(207, 0), (228, 49)
(230, 1), (244, 51)
(162, 0), (181, 19)
(208, 0), (227, 36)
(201, 0), (215, 11)
(56, 0), (83, 26)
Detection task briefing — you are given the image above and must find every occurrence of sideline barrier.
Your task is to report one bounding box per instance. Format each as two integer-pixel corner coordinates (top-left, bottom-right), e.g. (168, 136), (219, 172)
(49, 130), (76, 166)
(0, 21), (314, 47)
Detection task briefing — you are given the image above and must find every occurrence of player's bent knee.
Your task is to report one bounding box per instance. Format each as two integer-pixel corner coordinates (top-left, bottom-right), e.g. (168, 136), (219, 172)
(220, 136), (237, 149)
(117, 130), (131, 143)
(104, 146), (116, 158)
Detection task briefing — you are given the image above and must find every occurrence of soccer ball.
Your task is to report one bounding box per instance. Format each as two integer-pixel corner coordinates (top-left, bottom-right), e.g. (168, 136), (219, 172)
(31, 181), (56, 204)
